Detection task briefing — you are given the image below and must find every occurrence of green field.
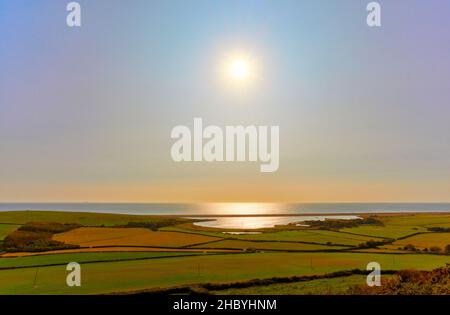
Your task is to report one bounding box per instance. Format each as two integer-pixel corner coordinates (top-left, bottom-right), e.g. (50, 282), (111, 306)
(211, 274), (370, 295)
(192, 239), (347, 251)
(380, 214), (450, 227)
(0, 224), (19, 240)
(0, 210), (187, 226)
(339, 214), (450, 240)
(0, 252), (448, 294)
(0, 251), (209, 269)
(234, 230), (385, 246)
(340, 225), (428, 239)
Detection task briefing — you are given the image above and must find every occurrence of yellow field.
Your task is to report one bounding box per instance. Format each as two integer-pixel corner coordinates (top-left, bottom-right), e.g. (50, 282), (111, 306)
(53, 227), (221, 247)
(393, 233), (450, 250)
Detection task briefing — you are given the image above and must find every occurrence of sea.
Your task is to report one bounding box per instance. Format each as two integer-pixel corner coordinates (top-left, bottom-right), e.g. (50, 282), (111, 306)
(0, 202), (449, 216)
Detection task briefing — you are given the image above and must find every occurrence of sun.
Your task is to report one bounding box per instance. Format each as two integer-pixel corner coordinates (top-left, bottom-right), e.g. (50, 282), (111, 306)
(230, 58), (250, 80)
(218, 51), (259, 88)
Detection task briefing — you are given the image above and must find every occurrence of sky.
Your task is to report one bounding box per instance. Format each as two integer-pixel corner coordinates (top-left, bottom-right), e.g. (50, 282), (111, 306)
(1, 0), (450, 202)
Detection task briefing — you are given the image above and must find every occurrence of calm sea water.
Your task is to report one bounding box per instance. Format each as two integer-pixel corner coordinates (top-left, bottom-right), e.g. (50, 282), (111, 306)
(0, 203), (449, 216)
(191, 215), (362, 229)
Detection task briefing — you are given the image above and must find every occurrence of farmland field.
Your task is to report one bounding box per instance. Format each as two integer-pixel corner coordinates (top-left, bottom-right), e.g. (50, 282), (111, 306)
(53, 227), (220, 247)
(379, 214), (450, 227)
(1, 247), (239, 257)
(0, 224), (19, 240)
(0, 251), (210, 269)
(0, 211), (449, 295)
(393, 233), (450, 250)
(210, 274), (371, 295)
(0, 252), (448, 294)
(340, 214), (450, 239)
(192, 239), (347, 251)
(234, 230), (385, 246)
(0, 211), (189, 226)
(340, 225), (428, 239)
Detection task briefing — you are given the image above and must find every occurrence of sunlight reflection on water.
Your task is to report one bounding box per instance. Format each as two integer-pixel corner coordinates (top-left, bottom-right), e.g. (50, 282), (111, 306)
(196, 203), (285, 215)
(190, 215), (361, 229)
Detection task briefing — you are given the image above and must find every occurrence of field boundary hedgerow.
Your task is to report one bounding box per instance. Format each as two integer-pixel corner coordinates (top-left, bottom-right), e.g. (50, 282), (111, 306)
(0, 252), (238, 270)
(108, 268), (399, 295)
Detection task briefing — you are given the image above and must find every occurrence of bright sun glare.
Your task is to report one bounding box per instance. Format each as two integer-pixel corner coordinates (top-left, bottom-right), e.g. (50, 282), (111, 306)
(220, 51), (258, 87)
(230, 59), (250, 80)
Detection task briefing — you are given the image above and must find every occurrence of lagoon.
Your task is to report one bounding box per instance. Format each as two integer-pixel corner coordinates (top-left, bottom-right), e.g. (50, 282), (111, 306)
(190, 215), (361, 229)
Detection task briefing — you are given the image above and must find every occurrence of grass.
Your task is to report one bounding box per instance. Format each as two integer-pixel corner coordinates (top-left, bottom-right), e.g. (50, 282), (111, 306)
(393, 232), (450, 250)
(380, 214), (450, 227)
(340, 225), (427, 239)
(425, 222), (450, 228)
(0, 251), (209, 269)
(160, 225), (228, 238)
(192, 239), (347, 251)
(0, 251), (448, 294)
(1, 247), (239, 258)
(339, 214), (450, 239)
(53, 227), (221, 247)
(0, 211), (189, 226)
(210, 274), (370, 295)
(0, 223), (19, 240)
(233, 230), (384, 246)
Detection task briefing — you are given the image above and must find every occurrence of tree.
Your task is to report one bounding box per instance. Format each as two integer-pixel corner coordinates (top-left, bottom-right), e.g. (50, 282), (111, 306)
(444, 244), (450, 254)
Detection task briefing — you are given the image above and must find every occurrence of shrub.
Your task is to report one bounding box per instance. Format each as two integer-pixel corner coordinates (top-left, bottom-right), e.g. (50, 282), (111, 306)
(403, 244), (416, 251)
(2, 230), (79, 252)
(427, 227), (450, 232)
(429, 246), (442, 253)
(123, 219), (184, 231)
(302, 216), (384, 230)
(19, 222), (81, 234)
(358, 239), (387, 249)
(348, 264), (450, 295)
(2, 222), (81, 252)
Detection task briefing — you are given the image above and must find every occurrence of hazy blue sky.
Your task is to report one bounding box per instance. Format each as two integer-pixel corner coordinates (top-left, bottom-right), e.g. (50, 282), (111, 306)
(1, 0), (450, 202)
